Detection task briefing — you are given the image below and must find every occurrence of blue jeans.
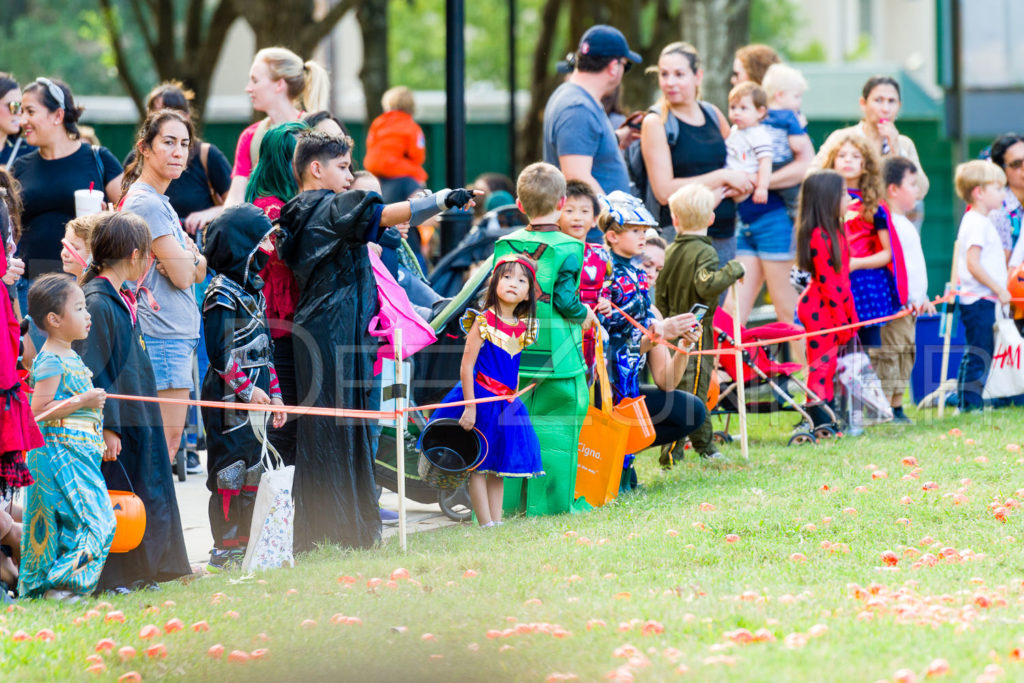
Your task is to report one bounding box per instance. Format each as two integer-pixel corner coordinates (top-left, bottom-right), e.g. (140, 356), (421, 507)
(957, 300), (995, 411)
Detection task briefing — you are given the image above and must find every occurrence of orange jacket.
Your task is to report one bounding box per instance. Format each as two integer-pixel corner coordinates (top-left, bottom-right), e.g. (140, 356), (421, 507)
(363, 110), (427, 183)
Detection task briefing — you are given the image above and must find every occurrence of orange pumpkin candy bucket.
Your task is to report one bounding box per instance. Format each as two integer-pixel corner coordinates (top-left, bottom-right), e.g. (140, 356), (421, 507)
(108, 461), (146, 553)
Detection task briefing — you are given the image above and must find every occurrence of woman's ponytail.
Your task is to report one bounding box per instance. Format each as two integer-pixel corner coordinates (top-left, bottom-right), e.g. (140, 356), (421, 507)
(79, 260), (103, 286)
(301, 60), (330, 113)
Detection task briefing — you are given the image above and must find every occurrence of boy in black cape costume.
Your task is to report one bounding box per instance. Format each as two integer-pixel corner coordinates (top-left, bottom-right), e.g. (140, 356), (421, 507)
(278, 130), (475, 551)
(75, 212), (191, 592)
(201, 204), (285, 571)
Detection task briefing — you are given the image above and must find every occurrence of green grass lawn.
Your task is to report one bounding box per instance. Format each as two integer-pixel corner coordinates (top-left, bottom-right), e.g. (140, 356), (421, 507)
(4, 407), (1024, 682)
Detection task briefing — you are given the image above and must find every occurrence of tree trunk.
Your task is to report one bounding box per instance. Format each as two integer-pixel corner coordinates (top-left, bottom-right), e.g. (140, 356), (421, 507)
(236, 0), (358, 56)
(99, 0), (240, 125)
(357, 0), (389, 122)
(679, 0), (751, 111)
(517, 0), (564, 169)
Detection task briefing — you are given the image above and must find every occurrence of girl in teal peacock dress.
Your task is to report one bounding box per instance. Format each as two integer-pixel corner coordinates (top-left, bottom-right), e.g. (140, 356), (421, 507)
(20, 274), (115, 600)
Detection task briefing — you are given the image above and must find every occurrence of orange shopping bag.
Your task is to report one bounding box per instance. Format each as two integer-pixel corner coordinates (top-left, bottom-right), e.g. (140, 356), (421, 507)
(614, 395), (655, 454)
(575, 337), (630, 507)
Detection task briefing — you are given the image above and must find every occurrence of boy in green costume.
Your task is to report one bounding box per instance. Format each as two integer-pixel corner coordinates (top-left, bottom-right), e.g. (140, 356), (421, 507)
(495, 163), (598, 516)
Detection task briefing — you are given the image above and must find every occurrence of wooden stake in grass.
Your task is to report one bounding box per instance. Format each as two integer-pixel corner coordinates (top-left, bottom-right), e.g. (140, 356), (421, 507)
(732, 283), (749, 460)
(395, 328), (408, 552)
(937, 240), (959, 418)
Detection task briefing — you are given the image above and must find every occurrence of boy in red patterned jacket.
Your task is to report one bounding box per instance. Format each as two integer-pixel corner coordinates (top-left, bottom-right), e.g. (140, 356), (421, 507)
(558, 180), (611, 376)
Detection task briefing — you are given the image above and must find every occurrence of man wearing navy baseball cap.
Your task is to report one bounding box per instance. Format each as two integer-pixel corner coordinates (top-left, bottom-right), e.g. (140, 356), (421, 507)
(543, 25), (641, 197)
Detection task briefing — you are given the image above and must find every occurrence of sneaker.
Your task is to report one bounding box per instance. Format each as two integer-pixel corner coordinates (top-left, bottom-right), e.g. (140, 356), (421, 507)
(186, 452), (204, 475)
(891, 411), (914, 425)
(699, 450), (724, 461)
(380, 507), (399, 524)
(207, 548), (244, 573)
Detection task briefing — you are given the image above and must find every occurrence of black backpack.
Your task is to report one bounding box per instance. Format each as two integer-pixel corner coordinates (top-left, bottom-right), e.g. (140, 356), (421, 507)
(626, 102), (717, 216)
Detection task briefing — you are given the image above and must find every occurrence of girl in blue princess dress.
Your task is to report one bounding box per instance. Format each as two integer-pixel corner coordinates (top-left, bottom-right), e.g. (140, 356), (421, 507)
(425, 255), (543, 527)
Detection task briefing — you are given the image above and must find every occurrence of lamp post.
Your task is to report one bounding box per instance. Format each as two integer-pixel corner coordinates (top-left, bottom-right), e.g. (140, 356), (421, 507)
(440, 0), (471, 255)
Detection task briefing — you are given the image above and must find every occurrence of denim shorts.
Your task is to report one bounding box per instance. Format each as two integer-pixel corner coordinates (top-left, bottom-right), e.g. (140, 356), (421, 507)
(143, 335), (199, 391)
(735, 208), (795, 261)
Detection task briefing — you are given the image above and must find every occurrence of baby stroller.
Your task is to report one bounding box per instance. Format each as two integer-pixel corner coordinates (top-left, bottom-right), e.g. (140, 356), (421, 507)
(374, 257), (494, 522)
(710, 309), (842, 446)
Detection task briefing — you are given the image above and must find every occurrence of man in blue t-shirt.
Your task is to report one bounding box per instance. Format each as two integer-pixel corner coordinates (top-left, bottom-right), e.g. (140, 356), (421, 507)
(543, 25), (640, 197)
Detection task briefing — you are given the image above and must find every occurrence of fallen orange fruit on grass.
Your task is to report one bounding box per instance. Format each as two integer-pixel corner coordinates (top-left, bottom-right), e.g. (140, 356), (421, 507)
(191, 620), (209, 633)
(86, 654), (103, 665)
(95, 638), (116, 652)
(228, 650), (250, 663)
(105, 610), (125, 623)
(117, 673), (142, 683)
(699, 502), (716, 511)
(925, 658), (950, 677)
(463, 569), (478, 579)
(725, 534), (740, 543)
(872, 470), (888, 480)
(902, 456), (918, 467)
(390, 568), (410, 581)
(208, 644), (225, 659)
(893, 668), (917, 683)
(250, 648), (269, 659)
(843, 507), (857, 515)
(224, 610), (239, 619)
(337, 575), (357, 584)
(789, 553), (807, 562)
(35, 629), (56, 642)
(880, 551), (899, 566)
(163, 618), (184, 634)
(138, 625), (159, 640)
(11, 629), (30, 642)
(118, 646), (136, 662)
(421, 633), (436, 641)
(300, 619), (317, 629)
(144, 643), (167, 659)
(85, 663), (107, 675)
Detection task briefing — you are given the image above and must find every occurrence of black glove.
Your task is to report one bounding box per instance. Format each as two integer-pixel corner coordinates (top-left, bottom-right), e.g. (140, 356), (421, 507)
(443, 188), (475, 209)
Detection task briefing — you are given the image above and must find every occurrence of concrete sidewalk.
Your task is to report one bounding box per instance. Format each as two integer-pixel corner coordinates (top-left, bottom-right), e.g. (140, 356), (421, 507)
(176, 452), (462, 566)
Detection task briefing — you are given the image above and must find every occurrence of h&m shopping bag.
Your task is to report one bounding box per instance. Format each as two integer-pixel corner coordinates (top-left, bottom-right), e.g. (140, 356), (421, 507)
(983, 309), (1024, 399)
(242, 415), (294, 572)
(575, 337), (630, 507)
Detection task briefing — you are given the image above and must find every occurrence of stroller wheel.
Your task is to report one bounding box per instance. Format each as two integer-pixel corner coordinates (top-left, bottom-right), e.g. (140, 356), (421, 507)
(788, 431), (818, 447)
(713, 431), (733, 444)
(813, 425), (838, 441)
(174, 449), (186, 482)
(438, 485), (473, 523)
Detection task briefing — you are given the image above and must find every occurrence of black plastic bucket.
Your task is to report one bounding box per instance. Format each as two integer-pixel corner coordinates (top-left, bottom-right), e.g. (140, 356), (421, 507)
(417, 418), (487, 489)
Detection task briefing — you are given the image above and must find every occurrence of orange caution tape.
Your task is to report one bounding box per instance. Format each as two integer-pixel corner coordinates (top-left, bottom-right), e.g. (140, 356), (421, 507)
(33, 384), (535, 423)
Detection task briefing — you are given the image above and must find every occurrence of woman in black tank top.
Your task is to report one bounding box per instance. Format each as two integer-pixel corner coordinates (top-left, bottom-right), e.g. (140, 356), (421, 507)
(639, 43), (752, 242)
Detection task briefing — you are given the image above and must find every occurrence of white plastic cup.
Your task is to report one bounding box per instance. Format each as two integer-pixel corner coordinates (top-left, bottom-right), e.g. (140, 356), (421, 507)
(74, 189), (104, 217)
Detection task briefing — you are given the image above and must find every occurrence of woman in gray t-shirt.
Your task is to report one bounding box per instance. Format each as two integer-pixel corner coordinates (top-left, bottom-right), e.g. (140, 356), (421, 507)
(120, 110), (206, 464)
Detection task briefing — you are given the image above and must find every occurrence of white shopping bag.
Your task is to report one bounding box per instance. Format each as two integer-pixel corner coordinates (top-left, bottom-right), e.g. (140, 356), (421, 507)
(837, 351), (893, 427)
(242, 414), (294, 572)
(983, 310), (1024, 399)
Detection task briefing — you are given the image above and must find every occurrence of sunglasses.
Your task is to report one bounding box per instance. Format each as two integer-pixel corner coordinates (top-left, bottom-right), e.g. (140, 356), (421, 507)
(1007, 159), (1024, 170)
(620, 59), (633, 73)
(6, 101), (20, 115)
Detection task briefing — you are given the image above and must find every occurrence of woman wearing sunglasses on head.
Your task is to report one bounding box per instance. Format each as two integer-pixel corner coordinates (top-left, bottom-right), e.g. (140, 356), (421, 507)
(0, 74), (35, 170)
(10, 77), (123, 322)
